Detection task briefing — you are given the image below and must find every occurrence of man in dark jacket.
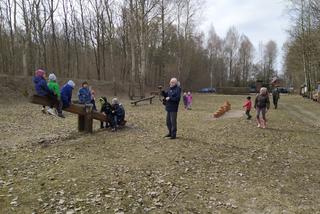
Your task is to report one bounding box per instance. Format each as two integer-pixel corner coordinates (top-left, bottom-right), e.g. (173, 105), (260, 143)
(162, 78), (181, 139)
(272, 86), (280, 109)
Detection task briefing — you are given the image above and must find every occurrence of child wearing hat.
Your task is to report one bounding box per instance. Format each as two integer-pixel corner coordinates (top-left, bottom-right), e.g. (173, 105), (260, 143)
(33, 69), (63, 117)
(33, 69), (51, 113)
(111, 98), (126, 131)
(78, 81), (92, 105)
(99, 97), (113, 129)
(61, 80), (76, 109)
(47, 73), (64, 118)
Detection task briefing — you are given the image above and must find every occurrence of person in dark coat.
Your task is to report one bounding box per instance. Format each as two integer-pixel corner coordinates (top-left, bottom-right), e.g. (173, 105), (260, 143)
(254, 87), (270, 129)
(162, 78), (181, 139)
(61, 80), (75, 108)
(99, 97), (113, 129)
(272, 86), (280, 109)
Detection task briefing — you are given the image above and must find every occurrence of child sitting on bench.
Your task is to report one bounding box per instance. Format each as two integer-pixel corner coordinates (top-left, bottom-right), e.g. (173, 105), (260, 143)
(61, 80), (76, 108)
(47, 73), (64, 118)
(99, 97), (113, 129)
(111, 98), (126, 131)
(32, 69), (63, 117)
(78, 81), (92, 105)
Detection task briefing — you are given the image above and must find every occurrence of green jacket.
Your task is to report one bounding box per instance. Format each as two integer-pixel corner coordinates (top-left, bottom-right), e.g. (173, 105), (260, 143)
(48, 80), (61, 98)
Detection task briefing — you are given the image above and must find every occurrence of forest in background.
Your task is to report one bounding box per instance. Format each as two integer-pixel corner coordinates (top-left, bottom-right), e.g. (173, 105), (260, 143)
(0, 0), (278, 96)
(284, 0), (320, 93)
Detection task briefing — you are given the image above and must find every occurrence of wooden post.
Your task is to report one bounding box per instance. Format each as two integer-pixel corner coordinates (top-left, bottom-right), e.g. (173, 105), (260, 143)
(78, 115), (85, 132)
(84, 104), (93, 133)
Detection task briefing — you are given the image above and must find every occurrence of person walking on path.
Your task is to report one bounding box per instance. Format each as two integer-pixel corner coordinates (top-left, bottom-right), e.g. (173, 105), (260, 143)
(272, 86), (280, 109)
(243, 96), (252, 120)
(161, 78), (181, 139)
(254, 87), (270, 129)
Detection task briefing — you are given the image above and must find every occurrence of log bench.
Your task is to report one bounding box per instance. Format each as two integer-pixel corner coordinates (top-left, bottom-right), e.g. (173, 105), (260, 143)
(130, 95), (155, 106)
(30, 95), (110, 133)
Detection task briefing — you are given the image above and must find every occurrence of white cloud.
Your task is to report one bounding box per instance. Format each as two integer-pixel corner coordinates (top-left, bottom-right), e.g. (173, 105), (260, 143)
(199, 0), (291, 72)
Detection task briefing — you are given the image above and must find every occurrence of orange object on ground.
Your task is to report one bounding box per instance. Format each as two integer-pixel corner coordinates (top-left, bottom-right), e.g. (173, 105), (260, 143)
(213, 101), (232, 118)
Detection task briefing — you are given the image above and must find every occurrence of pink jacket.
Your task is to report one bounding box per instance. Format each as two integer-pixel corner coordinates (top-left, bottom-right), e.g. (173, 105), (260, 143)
(187, 95), (192, 103)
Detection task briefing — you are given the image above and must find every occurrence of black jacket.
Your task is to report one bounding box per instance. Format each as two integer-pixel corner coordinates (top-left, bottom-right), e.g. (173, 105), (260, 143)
(162, 85), (181, 112)
(100, 97), (112, 115)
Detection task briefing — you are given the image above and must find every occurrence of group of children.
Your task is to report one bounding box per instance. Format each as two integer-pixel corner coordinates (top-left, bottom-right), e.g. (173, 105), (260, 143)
(183, 92), (193, 110)
(243, 87), (270, 129)
(33, 69), (125, 131)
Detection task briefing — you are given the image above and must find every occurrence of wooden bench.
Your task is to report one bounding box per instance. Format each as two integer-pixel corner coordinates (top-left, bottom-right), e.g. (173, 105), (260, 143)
(30, 95), (110, 133)
(130, 95), (155, 106)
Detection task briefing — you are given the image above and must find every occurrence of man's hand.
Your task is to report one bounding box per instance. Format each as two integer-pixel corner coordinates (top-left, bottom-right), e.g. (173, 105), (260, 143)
(166, 97), (170, 101)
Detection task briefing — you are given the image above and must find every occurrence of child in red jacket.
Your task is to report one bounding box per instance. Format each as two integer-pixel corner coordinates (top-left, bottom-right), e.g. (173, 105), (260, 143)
(243, 96), (252, 120)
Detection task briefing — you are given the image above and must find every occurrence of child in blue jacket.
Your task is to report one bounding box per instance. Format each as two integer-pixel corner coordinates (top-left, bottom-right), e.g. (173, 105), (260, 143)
(111, 98), (126, 131)
(78, 81), (92, 104)
(33, 69), (62, 116)
(61, 80), (75, 108)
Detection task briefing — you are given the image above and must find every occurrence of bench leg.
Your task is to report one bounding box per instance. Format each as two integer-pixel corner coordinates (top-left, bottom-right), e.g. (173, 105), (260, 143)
(78, 115), (85, 132)
(84, 116), (93, 133)
(79, 115), (93, 133)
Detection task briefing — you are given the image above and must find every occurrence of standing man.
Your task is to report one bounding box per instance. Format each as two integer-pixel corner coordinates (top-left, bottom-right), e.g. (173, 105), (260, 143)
(162, 78), (181, 139)
(272, 86), (280, 109)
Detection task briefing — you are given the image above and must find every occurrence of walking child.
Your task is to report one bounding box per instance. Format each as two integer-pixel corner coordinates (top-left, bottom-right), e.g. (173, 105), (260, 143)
(254, 87), (270, 128)
(183, 92), (188, 109)
(187, 91), (193, 110)
(243, 96), (252, 120)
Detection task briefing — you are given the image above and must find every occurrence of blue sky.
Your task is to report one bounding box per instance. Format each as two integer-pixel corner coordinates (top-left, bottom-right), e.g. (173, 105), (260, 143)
(199, 0), (291, 72)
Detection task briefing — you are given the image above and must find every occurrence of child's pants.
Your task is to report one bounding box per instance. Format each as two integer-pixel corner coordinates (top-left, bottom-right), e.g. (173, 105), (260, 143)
(256, 107), (267, 121)
(46, 93), (62, 114)
(245, 110), (251, 119)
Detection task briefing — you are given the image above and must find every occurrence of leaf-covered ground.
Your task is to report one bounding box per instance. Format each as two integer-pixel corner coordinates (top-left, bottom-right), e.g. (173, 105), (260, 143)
(0, 94), (319, 213)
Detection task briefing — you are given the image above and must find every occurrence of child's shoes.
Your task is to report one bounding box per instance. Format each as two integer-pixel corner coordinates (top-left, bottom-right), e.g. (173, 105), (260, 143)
(47, 108), (56, 116)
